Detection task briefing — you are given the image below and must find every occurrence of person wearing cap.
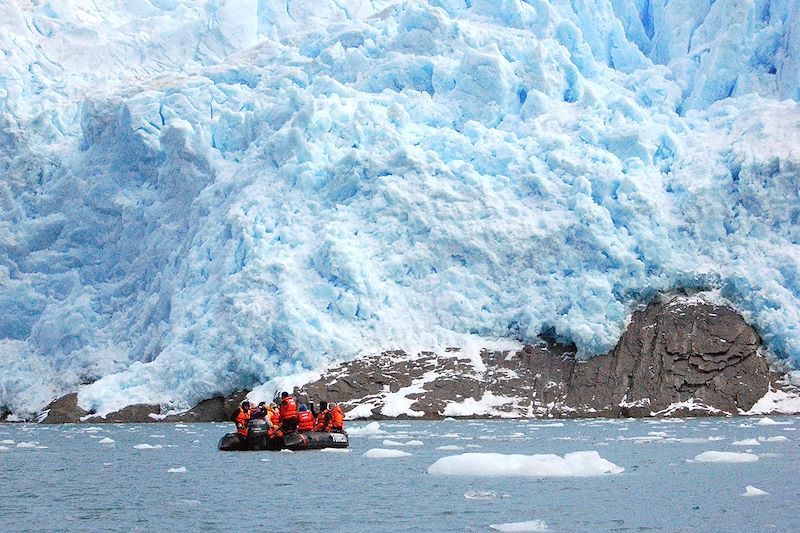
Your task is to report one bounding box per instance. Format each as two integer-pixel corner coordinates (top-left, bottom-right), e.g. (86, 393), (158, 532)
(279, 391), (298, 432)
(234, 400), (252, 441)
(314, 401), (331, 431)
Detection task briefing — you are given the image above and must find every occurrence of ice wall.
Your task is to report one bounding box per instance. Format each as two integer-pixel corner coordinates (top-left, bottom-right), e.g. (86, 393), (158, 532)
(1, 0), (798, 416)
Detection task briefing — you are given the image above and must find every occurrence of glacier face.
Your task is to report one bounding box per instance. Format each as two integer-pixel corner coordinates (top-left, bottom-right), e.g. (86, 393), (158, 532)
(0, 0), (799, 417)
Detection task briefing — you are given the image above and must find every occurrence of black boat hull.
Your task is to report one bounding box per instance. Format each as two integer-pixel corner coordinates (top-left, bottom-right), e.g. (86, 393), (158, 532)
(218, 422), (349, 451)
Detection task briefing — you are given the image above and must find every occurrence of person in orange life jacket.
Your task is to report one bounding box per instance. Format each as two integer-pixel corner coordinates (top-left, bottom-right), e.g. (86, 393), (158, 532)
(279, 391), (298, 432)
(296, 404), (315, 432)
(329, 403), (345, 431)
(233, 400), (251, 439)
(314, 401), (332, 431)
(266, 402), (282, 439)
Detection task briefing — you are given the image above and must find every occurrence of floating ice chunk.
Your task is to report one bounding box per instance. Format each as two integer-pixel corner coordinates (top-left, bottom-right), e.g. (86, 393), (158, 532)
(175, 424), (189, 428)
(320, 448), (351, 453)
(150, 434), (166, 439)
(84, 427), (102, 433)
(763, 436), (789, 443)
(731, 439), (760, 446)
(741, 485), (769, 497)
(16, 442), (38, 448)
(436, 445), (464, 451)
(464, 490), (510, 500)
(347, 422), (385, 436)
(98, 437), (115, 444)
(279, 449), (293, 454)
(0, 446), (10, 452)
(133, 443), (162, 450)
(363, 448), (412, 458)
(382, 439), (423, 447)
(756, 417), (781, 426)
(442, 417), (456, 422)
(167, 466), (187, 473)
(489, 519), (549, 531)
(428, 451), (624, 477)
(693, 451), (759, 463)
(1, 439), (15, 445)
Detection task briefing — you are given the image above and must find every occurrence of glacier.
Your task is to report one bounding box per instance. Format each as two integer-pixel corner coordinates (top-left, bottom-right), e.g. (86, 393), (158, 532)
(0, 0), (799, 417)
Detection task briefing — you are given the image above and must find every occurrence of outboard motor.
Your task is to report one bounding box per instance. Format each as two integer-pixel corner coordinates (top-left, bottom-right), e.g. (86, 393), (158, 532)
(246, 419), (270, 451)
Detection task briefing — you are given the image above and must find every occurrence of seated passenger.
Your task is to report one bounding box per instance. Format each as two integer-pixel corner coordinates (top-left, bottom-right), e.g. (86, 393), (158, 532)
(279, 391), (298, 432)
(267, 403), (282, 439)
(296, 404), (315, 432)
(329, 403), (345, 432)
(233, 400), (251, 440)
(314, 401), (331, 431)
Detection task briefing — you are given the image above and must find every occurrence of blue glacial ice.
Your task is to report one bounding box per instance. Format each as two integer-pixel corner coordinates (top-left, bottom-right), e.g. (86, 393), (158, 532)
(0, 0), (799, 416)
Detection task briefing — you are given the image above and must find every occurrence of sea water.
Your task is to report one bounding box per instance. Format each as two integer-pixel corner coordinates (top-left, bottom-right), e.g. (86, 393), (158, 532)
(0, 417), (798, 532)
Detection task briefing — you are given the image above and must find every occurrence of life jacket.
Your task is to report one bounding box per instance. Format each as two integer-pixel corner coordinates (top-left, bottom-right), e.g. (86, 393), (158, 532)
(279, 396), (297, 423)
(314, 410), (330, 432)
(330, 404), (345, 430)
(297, 410), (315, 431)
(235, 407), (251, 437)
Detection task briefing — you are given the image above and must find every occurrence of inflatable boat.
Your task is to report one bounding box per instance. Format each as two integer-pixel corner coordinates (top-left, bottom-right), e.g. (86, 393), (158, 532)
(218, 419), (349, 451)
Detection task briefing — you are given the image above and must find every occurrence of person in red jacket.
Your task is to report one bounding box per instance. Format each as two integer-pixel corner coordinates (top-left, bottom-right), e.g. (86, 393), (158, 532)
(279, 391), (298, 432)
(234, 400), (251, 440)
(314, 401), (331, 431)
(297, 404), (315, 432)
(329, 403), (345, 432)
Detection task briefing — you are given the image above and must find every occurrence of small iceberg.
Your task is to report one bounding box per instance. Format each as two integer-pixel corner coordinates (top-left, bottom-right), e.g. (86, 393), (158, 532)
(464, 490), (510, 500)
(731, 438), (760, 446)
(320, 448), (351, 453)
(693, 451), (759, 463)
(436, 445), (464, 451)
(741, 485), (769, 497)
(133, 443), (162, 450)
(348, 422), (385, 436)
(363, 448), (412, 458)
(428, 451), (624, 477)
(489, 519), (549, 531)
(168, 466), (187, 473)
(98, 437), (115, 444)
(16, 442), (38, 448)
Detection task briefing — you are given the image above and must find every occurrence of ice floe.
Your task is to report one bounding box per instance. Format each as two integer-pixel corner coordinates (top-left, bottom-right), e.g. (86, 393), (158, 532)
(427, 451), (624, 477)
(363, 448), (412, 459)
(167, 466), (187, 473)
(98, 437), (115, 444)
(133, 443), (162, 450)
(347, 422), (386, 436)
(693, 451), (759, 463)
(741, 485), (769, 497)
(489, 519), (549, 532)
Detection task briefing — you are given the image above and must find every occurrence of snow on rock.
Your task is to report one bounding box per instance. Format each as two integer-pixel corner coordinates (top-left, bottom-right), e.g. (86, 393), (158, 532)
(746, 377), (800, 415)
(442, 392), (524, 418)
(347, 422), (385, 436)
(1, 0), (800, 417)
(362, 448), (412, 459)
(427, 451), (624, 477)
(693, 451), (759, 463)
(489, 520), (549, 532)
(741, 485), (769, 497)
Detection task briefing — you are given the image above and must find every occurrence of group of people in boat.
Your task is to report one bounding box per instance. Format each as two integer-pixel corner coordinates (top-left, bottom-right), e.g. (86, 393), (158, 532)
(232, 391), (345, 443)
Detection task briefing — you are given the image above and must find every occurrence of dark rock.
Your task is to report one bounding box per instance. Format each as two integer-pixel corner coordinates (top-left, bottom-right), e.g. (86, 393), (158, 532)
(163, 390), (250, 422)
(85, 403), (162, 423)
(41, 393), (90, 424)
(299, 296), (773, 418)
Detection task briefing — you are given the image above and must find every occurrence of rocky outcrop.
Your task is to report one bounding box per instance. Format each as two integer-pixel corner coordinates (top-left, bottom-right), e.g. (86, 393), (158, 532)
(298, 297), (772, 418)
(34, 295), (784, 423)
